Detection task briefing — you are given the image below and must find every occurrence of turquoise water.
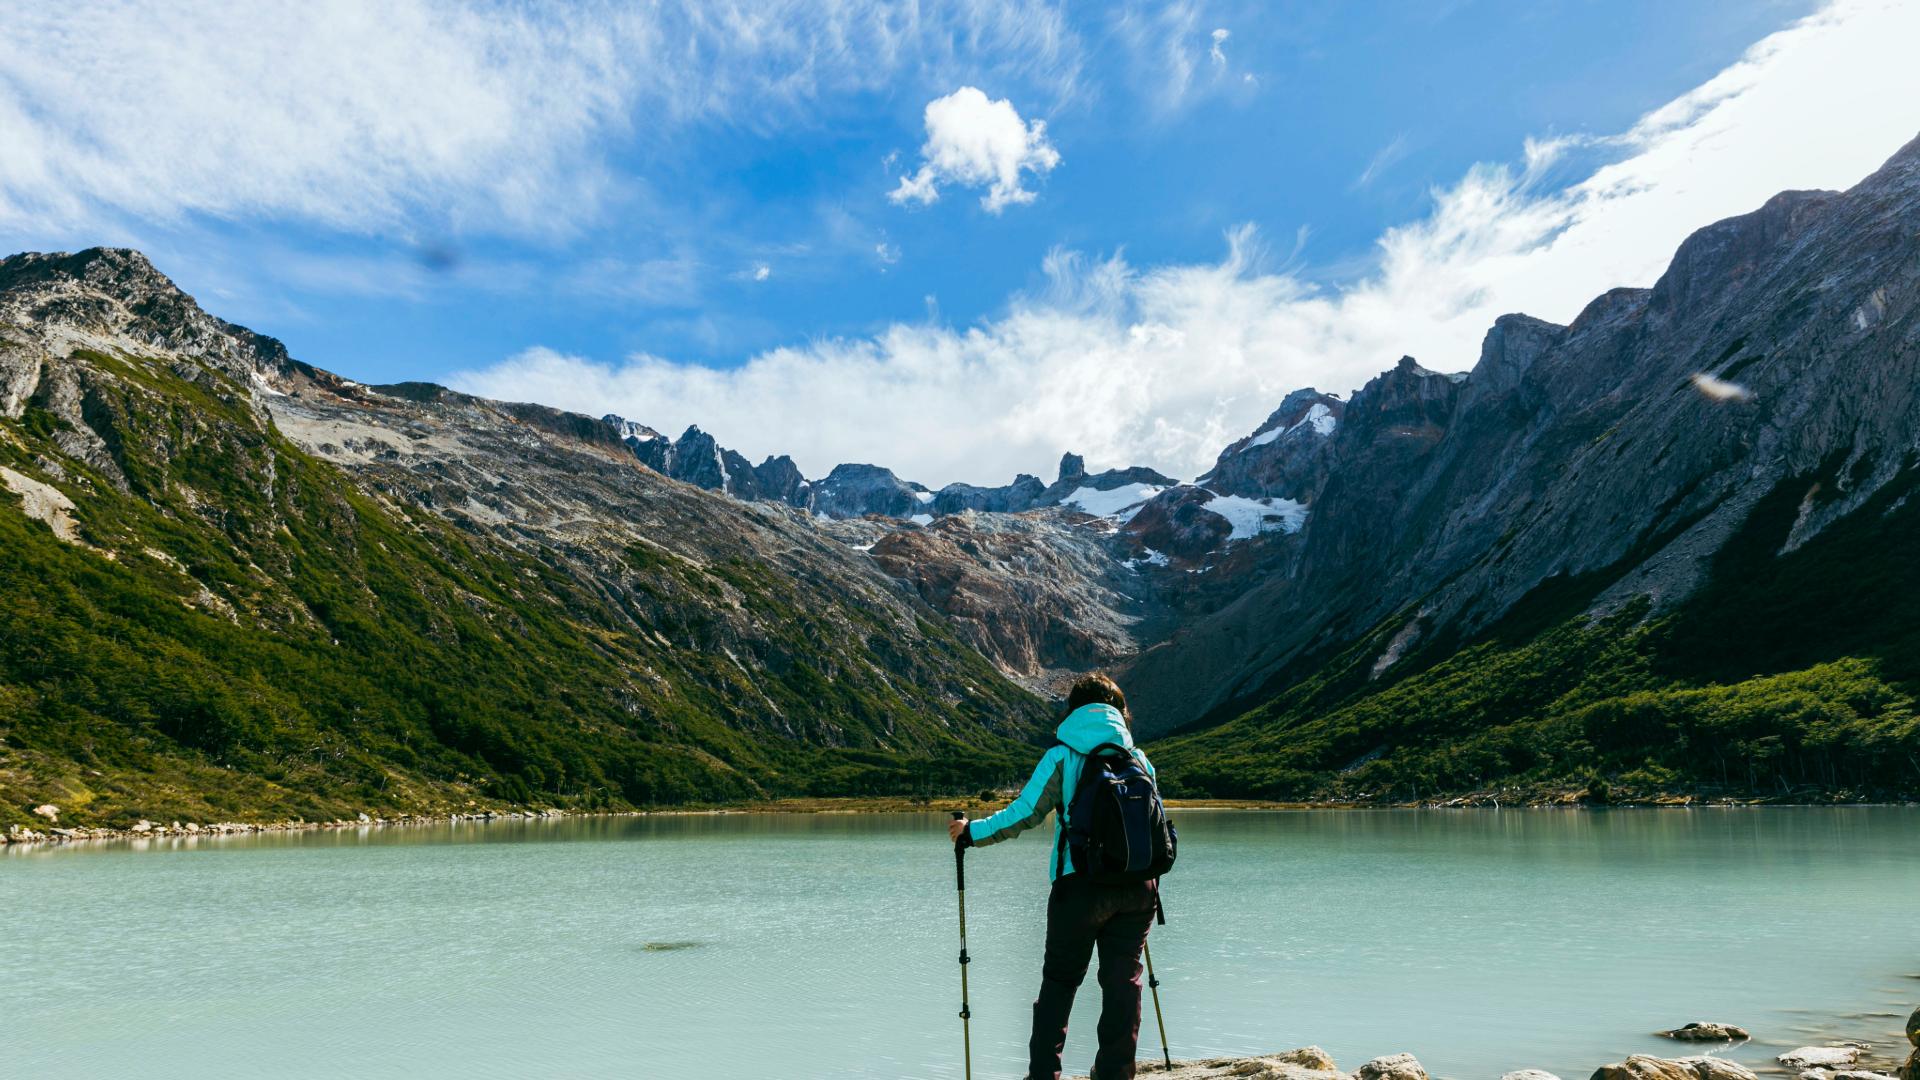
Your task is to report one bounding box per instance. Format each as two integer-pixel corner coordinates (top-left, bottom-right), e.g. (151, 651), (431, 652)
(4, 809), (1916, 1079)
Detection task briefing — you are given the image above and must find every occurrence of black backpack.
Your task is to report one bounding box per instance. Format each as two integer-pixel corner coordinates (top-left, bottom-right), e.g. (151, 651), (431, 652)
(1056, 741), (1177, 885)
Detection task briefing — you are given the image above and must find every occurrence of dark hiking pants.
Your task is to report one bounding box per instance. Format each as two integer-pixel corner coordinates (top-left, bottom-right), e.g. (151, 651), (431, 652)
(1026, 875), (1158, 1080)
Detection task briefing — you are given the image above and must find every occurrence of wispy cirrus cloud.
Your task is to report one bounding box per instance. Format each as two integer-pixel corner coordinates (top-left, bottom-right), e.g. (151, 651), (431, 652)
(0, 0), (1084, 238)
(453, 0), (1920, 487)
(1353, 133), (1412, 190)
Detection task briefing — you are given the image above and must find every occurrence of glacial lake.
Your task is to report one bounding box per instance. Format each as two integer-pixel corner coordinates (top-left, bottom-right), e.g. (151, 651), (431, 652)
(4, 808), (1916, 1079)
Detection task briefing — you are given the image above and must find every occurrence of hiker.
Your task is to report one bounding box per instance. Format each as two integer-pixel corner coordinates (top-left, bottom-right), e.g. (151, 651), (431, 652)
(946, 672), (1174, 1080)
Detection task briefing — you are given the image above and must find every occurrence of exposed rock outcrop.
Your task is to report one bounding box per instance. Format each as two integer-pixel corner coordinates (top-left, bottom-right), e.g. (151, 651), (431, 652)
(1658, 1024), (1750, 1042)
(1197, 388), (1344, 500)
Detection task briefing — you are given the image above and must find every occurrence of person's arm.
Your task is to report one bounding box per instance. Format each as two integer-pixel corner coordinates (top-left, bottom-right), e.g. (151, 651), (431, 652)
(965, 747), (1067, 848)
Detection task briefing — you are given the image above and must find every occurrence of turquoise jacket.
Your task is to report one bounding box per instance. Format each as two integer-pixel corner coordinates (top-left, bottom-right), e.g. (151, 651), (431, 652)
(967, 703), (1155, 881)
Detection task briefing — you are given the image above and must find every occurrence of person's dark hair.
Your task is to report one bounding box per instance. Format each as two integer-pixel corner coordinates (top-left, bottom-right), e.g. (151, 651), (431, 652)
(1064, 673), (1129, 724)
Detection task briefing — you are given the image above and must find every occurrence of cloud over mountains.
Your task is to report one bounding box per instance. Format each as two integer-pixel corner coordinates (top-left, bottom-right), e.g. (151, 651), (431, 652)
(454, 1), (1920, 486)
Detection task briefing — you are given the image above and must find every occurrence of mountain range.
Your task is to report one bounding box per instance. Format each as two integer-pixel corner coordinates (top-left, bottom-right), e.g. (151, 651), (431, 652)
(5, 134), (1920, 827)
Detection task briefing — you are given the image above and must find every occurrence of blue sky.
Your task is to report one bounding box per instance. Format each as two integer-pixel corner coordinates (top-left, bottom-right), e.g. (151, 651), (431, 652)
(5, 1), (1919, 483)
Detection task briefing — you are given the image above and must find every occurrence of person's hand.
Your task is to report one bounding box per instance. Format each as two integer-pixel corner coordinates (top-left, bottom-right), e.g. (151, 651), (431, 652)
(947, 815), (969, 843)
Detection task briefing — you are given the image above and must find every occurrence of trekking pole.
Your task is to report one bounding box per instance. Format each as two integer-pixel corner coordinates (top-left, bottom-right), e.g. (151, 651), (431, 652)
(1143, 942), (1171, 1069)
(1144, 890), (1171, 1068)
(951, 811), (973, 1080)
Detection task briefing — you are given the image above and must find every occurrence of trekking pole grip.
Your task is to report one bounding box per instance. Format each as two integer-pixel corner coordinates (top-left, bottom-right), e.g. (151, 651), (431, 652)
(950, 811), (967, 889)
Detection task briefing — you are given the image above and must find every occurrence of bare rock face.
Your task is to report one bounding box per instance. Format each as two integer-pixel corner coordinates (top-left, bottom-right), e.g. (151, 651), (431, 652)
(1123, 485), (1235, 562)
(1659, 1023), (1751, 1042)
(1197, 388), (1344, 500)
(1123, 131), (1920, 735)
(932, 474), (1047, 515)
(862, 511), (1158, 686)
(809, 463), (931, 519)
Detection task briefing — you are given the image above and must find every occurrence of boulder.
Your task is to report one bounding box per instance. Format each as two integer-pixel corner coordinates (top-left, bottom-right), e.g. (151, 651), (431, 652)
(1590, 1056), (1708, 1080)
(131, 820), (153, 833)
(1356, 1053), (1428, 1080)
(1781, 1049), (1860, 1070)
(1502, 1070), (1563, 1080)
(1199, 1049), (1342, 1080)
(1272, 1048), (1338, 1072)
(1659, 1024), (1751, 1042)
(1675, 1058), (1759, 1080)
(32, 804), (58, 822)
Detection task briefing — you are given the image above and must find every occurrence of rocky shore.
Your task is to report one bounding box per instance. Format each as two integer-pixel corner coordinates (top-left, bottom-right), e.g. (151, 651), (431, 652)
(10, 795), (1917, 848)
(2, 805), (569, 848)
(1089, 1014), (1920, 1080)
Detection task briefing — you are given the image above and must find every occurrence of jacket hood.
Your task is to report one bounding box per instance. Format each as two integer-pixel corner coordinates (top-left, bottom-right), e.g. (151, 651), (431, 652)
(1055, 703), (1134, 754)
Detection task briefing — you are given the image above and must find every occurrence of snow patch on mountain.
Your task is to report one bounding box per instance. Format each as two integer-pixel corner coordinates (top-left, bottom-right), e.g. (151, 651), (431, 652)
(1060, 482), (1164, 519)
(1205, 492), (1308, 540)
(1244, 402), (1337, 449)
(1123, 548), (1171, 571)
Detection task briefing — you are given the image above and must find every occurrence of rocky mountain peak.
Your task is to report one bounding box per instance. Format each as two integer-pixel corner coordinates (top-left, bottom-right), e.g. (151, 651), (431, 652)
(811, 463), (930, 519)
(1649, 187), (1839, 319)
(1197, 387), (1345, 500)
(1058, 452), (1086, 484)
(0, 247), (291, 384)
(1466, 314), (1566, 402)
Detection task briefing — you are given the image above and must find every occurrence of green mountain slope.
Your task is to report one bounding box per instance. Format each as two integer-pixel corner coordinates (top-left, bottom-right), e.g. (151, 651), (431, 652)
(1155, 461), (1920, 802)
(0, 251), (1044, 829)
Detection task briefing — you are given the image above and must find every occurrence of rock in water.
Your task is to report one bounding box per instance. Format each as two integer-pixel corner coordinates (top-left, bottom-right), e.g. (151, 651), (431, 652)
(1357, 1054), (1429, 1080)
(1502, 1070), (1563, 1080)
(1781, 1050), (1861, 1070)
(1659, 1023), (1751, 1042)
(1674, 1058), (1759, 1080)
(1591, 1055), (1757, 1080)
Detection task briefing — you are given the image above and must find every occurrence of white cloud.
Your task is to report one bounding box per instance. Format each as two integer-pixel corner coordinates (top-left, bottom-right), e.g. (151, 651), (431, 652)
(1353, 133), (1411, 189)
(0, 1), (1082, 237)
(443, 0), (1920, 487)
(1108, 3), (1252, 114)
(888, 87), (1061, 213)
(753, 263), (772, 282)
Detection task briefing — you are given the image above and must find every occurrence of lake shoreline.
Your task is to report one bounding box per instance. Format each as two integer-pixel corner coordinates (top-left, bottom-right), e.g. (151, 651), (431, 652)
(7, 791), (1915, 849)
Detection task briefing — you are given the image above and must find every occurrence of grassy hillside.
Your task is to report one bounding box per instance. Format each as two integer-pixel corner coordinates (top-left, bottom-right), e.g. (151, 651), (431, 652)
(1154, 461), (1920, 802)
(0, 346), (1041, 830)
